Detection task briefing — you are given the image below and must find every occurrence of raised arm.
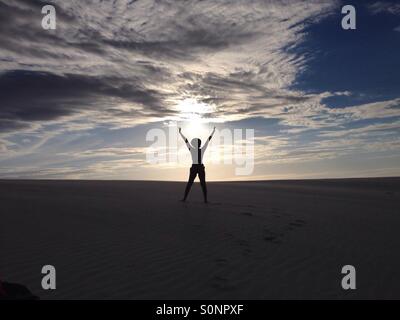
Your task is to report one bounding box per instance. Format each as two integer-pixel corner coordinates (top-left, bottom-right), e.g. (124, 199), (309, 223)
(209, 126), (216, 140)
(201, 127), (216, 151)
(179, 127), (191, 150)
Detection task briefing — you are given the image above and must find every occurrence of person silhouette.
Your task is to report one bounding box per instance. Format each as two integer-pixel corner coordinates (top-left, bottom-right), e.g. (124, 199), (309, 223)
(179, 126), (216, 203)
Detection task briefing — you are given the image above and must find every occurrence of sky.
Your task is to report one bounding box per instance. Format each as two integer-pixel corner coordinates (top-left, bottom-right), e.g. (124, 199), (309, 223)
(0, 0), (399, 181)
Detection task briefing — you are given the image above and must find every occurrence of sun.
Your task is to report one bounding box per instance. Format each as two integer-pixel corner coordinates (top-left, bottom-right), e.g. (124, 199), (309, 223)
(176, 98), (214, 138)
(176, 98), (214, 115)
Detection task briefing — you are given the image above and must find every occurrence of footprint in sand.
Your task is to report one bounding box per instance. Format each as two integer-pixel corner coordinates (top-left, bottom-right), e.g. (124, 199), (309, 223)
(234, 238), (254, 255)
(240, 211), (253, 217)
(263, 229), (283, 244)
(289, 219), (306, 227)
(270, 207), (288, 218)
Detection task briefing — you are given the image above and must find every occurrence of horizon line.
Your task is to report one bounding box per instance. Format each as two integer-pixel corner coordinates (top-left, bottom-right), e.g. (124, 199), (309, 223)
(1, 175), (399, 183)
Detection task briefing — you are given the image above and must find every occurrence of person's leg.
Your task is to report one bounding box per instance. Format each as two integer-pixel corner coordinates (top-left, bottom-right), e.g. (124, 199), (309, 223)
(198, 166), (208, 203)
(182, 167), (197, 201)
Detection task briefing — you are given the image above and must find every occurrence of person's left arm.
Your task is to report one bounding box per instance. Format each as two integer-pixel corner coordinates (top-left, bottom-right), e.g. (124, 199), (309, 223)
(202, 127), (216, 151)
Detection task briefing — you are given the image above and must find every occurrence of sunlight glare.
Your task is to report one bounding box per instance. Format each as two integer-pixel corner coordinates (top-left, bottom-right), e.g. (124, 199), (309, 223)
(176, 98), (214, 139)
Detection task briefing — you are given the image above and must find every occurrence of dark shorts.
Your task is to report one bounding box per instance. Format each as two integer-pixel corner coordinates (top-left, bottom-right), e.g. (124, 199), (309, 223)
(188, 164), (206, 182)
(191, 164), (205, 170)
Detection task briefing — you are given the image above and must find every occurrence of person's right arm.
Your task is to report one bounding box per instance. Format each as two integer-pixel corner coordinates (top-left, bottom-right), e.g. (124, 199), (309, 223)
(179, 128), (191, 150)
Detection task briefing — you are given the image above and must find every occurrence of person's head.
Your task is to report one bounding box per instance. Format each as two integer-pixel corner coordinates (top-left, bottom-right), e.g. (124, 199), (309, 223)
(191, 138), (202, 148)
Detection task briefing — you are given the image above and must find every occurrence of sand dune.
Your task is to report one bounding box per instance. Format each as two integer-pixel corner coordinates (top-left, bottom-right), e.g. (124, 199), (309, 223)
(1, 178), (400, 299)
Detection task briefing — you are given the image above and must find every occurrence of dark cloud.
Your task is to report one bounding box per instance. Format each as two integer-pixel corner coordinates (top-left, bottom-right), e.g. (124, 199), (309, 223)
(0, 70), (172, 130)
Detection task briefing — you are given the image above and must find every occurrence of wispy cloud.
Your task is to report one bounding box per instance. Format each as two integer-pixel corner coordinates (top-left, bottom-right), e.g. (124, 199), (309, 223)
(0, 0), (340, 133)
(368, 1), (400, 15)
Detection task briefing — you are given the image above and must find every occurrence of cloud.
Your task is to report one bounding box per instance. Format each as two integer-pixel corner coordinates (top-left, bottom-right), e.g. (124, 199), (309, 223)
(368, 1), (400, 15)
(0, 0), (341, 134)
(0, 70), (171, 132)
(368, 2), (400, 32)
(319, 120), (400, 138)
(329, 98), (400, 121)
